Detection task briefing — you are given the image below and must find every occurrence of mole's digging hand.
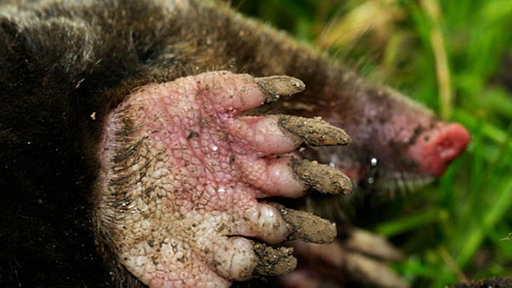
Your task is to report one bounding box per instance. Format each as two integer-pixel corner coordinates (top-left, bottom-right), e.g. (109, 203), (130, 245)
(95, 71), (353, 287)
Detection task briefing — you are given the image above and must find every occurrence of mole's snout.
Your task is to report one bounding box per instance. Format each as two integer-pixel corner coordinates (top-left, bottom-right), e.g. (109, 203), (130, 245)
(409, 123), (471, 176)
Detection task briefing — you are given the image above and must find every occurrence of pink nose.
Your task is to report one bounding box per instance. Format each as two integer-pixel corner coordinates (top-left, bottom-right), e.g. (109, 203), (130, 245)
(410, 123), (471, 176)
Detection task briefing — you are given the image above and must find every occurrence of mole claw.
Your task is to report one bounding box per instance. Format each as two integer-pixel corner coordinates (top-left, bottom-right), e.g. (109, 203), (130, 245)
(255, 76), (305, 103)
(274, 203), (337, 244)
(278, 115), (351, 146)
(253, 243), (297, 277)
(291, 158), (353, 195)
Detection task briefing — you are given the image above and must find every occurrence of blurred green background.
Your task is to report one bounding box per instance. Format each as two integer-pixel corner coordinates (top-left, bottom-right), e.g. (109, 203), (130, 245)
(229, 0), (512, 287)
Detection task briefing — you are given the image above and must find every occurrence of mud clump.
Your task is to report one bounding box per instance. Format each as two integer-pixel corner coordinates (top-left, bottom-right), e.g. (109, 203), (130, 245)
(253, 243), (297, 277)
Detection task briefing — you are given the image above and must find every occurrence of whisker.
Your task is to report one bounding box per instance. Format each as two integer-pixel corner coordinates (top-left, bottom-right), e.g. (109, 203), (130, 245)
(373, 171), (435, 198)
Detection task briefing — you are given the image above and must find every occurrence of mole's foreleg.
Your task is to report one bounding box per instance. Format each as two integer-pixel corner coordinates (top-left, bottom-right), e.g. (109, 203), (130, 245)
(94, 71), (352, 287)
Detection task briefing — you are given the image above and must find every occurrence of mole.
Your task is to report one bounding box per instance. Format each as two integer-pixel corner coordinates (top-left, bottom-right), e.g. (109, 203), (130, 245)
(0, 1), (470, 287)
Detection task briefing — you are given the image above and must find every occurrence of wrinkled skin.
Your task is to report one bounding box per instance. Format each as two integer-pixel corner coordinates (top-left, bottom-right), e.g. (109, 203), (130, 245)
(0, 1), (469, 288)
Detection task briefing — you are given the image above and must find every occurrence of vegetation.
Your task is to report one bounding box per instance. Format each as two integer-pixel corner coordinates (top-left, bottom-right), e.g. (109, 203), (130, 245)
(232, 0), (512, 286)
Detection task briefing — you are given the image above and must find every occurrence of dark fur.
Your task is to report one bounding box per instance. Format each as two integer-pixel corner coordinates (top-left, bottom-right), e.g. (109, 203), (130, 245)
(0, 0), (416, 287)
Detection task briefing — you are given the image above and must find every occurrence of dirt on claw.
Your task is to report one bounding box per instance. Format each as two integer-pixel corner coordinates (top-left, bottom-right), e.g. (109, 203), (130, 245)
(255, 76), (306, 103)
(274, 203), (337, 244)
(278, 115), (351, 146)
(291, 158), (353, 195)
(253, 244), (297, 277)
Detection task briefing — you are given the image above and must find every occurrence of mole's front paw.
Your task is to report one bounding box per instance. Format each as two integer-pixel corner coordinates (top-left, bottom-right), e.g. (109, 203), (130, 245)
(95, 71), (352, 287)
